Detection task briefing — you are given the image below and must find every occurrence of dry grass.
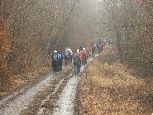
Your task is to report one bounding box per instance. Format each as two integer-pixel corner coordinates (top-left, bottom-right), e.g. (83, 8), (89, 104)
(0, 67), (50, 100)
(77, 50), (153, 115)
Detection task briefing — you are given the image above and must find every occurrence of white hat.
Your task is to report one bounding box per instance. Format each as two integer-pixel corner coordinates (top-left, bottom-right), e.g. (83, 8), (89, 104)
(54, 50), (57, 53)
(77, 49), (79, 53)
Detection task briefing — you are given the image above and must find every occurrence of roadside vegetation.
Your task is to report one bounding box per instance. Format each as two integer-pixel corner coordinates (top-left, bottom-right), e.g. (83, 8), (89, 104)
(0, 0), (97, 99)
(77, 48), (153, 115)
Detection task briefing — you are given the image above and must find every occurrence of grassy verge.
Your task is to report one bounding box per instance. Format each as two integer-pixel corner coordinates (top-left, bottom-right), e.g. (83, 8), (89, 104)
(77, 49), (153, 115)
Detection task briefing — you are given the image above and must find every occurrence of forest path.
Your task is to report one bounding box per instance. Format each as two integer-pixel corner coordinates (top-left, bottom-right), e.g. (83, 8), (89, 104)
(52, 57), (95, 115)
(34, 56), (96, 115)
(0, 55), (97, 115)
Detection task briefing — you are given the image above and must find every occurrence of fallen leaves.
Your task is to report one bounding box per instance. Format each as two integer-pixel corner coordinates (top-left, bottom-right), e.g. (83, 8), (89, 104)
(77, 50), (153, 115)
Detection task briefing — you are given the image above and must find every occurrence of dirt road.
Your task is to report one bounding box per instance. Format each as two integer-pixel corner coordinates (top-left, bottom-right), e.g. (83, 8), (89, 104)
(0, 73), (54, 115)
(0, 56), (95, 115)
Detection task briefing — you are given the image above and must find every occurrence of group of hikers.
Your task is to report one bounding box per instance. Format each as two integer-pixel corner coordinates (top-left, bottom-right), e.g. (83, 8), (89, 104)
(52, 39), (106, 76)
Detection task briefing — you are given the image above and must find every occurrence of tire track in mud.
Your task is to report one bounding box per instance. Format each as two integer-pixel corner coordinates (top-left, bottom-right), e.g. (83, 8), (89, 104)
(21, 56), (97, 115)
(0, 55), (98, 115)
(37, 79), (64, 115)
(0, 66), (72, 115)
(52, 56), (97, 115)
(35, 74), (72, 115)
(53, 76), (78, 115)
(20, 67), (72, 115)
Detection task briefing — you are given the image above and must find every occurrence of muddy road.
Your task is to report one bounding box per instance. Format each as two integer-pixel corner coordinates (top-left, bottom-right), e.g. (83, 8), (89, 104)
(0, 56), (95, 115)
(0, 72), (55, 115)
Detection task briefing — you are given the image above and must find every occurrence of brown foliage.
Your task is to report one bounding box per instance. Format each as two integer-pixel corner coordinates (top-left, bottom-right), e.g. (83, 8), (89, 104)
(77, 50), (153, 115)
(0, 0), (97, 97)
(0, 0), (80, 96)
(98, 0), (153, 73)
(0, 19), (11, 91)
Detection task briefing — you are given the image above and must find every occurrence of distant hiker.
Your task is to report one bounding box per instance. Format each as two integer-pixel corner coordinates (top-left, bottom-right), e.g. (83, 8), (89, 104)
(52, 50), (58, 74)
(103, 39), (107, 47)
(79, 50), (83, 65)
(91, 43), (97, 57)
(79, 44), (85, 51)
(57, 51), (64, 71)
(64, 48), (73, 65)
(98, 38), (102, 44)
(72, 49), (81, 76)
(97, 42), (104, 54)
(72, 51), (77, 76)
(64, 48), (68, 65)
(81, 48), (87, 65)
(87, 46), (92, 58)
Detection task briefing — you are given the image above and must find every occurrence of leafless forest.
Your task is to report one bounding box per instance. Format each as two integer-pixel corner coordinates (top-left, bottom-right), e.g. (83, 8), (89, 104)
(0, 0), (153, 114)
(0, 0), (99, 91)
(98, 0), (153, 73)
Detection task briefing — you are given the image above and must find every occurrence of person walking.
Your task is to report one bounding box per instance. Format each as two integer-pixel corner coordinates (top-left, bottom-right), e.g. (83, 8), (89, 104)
(52, 50), (58, 74)
(72, 49), (81, 76)
(57, 51), (64, 71)
(82, 48), (87, 65)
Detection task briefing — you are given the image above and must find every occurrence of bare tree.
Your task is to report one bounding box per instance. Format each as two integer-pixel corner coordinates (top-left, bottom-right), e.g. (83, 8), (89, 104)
(98, 0), (153, 73)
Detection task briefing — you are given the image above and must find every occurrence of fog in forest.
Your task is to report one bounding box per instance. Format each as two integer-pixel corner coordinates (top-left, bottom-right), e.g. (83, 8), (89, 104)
(0, 0), (153, 114)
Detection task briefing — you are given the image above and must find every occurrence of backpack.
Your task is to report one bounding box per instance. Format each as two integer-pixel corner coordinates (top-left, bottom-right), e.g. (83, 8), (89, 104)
(68, 50), (71, 56)
(92, 45), (96, 52)
(98, 43), (103, 49)
(74, 55), (80, 64)
(53, 54), (58, 61)
(58, 53), (62, 59)
(82, 51), (87, 58)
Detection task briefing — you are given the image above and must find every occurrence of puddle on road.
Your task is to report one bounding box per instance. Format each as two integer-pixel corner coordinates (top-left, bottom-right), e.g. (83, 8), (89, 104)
(53, 56), (96, 115)
(53, 76), (78, 115)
